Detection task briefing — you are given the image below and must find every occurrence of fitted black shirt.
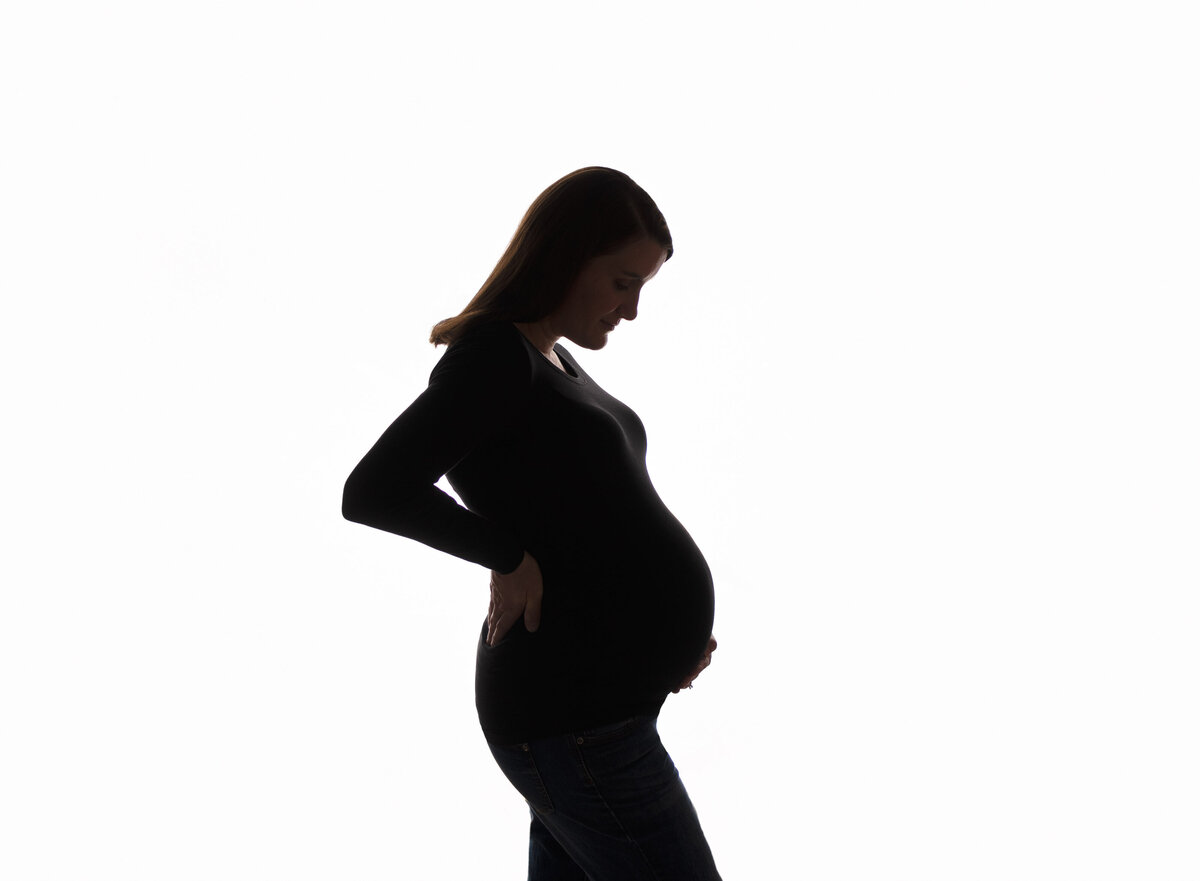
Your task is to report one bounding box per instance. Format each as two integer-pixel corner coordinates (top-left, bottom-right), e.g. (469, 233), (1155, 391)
(343, 322), (715, 743)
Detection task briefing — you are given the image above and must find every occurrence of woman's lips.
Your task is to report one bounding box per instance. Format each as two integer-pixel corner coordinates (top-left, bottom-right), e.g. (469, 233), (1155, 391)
(601, 320), (618, 331)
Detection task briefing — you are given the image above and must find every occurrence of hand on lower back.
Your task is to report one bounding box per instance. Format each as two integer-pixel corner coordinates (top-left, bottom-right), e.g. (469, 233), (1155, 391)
(487, 551), (543, 646)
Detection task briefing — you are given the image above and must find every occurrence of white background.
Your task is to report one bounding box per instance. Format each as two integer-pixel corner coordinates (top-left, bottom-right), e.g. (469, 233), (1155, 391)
(2, 1), (1197, 878)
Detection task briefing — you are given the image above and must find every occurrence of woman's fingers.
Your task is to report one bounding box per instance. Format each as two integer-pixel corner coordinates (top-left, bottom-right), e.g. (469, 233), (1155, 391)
(674, 635), (718, 691)
(518, 552), (543, 633)
(489, 608), (520, 646)
(486, 585), (506, 645)
(486, 589), (499, 643)
(487, 551), (544, 645)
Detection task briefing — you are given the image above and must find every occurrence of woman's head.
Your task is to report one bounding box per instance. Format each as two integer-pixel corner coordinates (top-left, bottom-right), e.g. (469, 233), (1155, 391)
(430, 167), (672, 346)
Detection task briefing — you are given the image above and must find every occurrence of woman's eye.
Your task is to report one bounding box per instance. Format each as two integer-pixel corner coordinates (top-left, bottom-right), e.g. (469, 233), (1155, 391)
(614, 280), (630, 291)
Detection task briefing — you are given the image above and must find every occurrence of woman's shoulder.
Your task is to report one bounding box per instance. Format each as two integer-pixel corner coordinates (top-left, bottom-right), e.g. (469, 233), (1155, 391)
(440, 321), (526, 362)
(430, 322), (533, 388)
(451, 320), (521, 348)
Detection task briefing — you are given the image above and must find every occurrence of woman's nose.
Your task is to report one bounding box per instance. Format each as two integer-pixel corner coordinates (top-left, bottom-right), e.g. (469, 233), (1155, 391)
(619, 291), (640, 321)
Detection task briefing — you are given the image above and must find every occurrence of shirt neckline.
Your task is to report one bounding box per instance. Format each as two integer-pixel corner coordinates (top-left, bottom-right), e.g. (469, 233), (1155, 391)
(511, 324), (585, 383)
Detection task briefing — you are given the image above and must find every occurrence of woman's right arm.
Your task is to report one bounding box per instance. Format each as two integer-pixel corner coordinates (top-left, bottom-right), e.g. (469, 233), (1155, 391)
(342, 327), (529, 575)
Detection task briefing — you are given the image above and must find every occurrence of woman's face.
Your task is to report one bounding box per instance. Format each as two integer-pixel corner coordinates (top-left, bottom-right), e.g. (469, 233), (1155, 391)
(549, 237), (669, 350)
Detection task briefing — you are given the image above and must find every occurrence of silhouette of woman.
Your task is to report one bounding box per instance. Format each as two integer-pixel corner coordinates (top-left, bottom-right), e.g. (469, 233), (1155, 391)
(343, 167), (721, 880)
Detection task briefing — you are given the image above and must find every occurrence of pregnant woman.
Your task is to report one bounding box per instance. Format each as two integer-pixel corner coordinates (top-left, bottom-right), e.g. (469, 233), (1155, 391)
(342, 167), (721, 880)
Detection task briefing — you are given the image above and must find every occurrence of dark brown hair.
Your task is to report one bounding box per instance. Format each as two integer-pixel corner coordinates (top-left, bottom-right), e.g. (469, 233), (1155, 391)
(430, 167), (673, 346)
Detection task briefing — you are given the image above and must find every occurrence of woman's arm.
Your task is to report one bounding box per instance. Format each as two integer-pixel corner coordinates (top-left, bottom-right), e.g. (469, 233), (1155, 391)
(342, 326), (529, 574)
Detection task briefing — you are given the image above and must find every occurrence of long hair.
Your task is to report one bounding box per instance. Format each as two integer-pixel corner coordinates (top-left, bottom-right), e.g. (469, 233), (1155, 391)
(430, 167), (673, 346)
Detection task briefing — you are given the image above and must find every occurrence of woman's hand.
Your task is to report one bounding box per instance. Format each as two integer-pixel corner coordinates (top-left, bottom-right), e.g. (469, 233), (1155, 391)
(674, 635), (717, 692)
(487, 551), (543, 647)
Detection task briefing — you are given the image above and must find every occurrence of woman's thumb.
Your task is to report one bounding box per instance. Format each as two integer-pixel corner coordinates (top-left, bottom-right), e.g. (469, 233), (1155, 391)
(524, 589), (541, 632)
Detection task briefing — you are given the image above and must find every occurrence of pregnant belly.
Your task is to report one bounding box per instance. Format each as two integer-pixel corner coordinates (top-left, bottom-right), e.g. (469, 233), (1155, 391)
(630, 563), (715, 689)
(552, 537), (714, 694)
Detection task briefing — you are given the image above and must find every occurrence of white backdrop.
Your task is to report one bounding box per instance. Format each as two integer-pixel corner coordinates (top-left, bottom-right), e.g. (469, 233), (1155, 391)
(3, 2), (1197, 878)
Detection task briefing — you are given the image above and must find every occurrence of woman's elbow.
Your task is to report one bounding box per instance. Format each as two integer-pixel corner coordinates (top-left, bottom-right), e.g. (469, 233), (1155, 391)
(342, 469), (426, 531)
(341, 473), (376, 525)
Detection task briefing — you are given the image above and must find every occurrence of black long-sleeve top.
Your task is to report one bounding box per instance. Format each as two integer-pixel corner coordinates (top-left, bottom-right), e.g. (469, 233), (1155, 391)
(343, 322), (715, 744)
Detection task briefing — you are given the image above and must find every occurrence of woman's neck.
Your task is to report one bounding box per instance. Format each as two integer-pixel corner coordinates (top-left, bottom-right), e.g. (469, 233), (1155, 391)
(512, 321), (568, 373)
(512, 321), (559, 359)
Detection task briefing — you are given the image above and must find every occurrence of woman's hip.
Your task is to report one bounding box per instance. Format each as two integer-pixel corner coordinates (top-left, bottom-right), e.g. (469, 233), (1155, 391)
(487, 716), (721, 881)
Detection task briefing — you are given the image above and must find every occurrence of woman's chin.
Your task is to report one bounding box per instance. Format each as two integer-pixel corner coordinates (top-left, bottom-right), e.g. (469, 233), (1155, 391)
(568, 331), (609, 351)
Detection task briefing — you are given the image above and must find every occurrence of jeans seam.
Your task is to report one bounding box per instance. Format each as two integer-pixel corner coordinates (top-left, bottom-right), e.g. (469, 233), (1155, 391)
(522, 744), (556, 814)
(571, 736), (663, 881)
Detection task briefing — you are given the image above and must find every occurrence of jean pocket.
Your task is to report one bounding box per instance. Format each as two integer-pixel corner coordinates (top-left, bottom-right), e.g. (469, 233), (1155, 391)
(573, 715), (643, 746)
(488, 742), (555, 814)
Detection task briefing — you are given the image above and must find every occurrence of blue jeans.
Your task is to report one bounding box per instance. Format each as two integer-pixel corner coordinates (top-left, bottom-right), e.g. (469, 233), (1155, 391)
(487, 715), (722, 881)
